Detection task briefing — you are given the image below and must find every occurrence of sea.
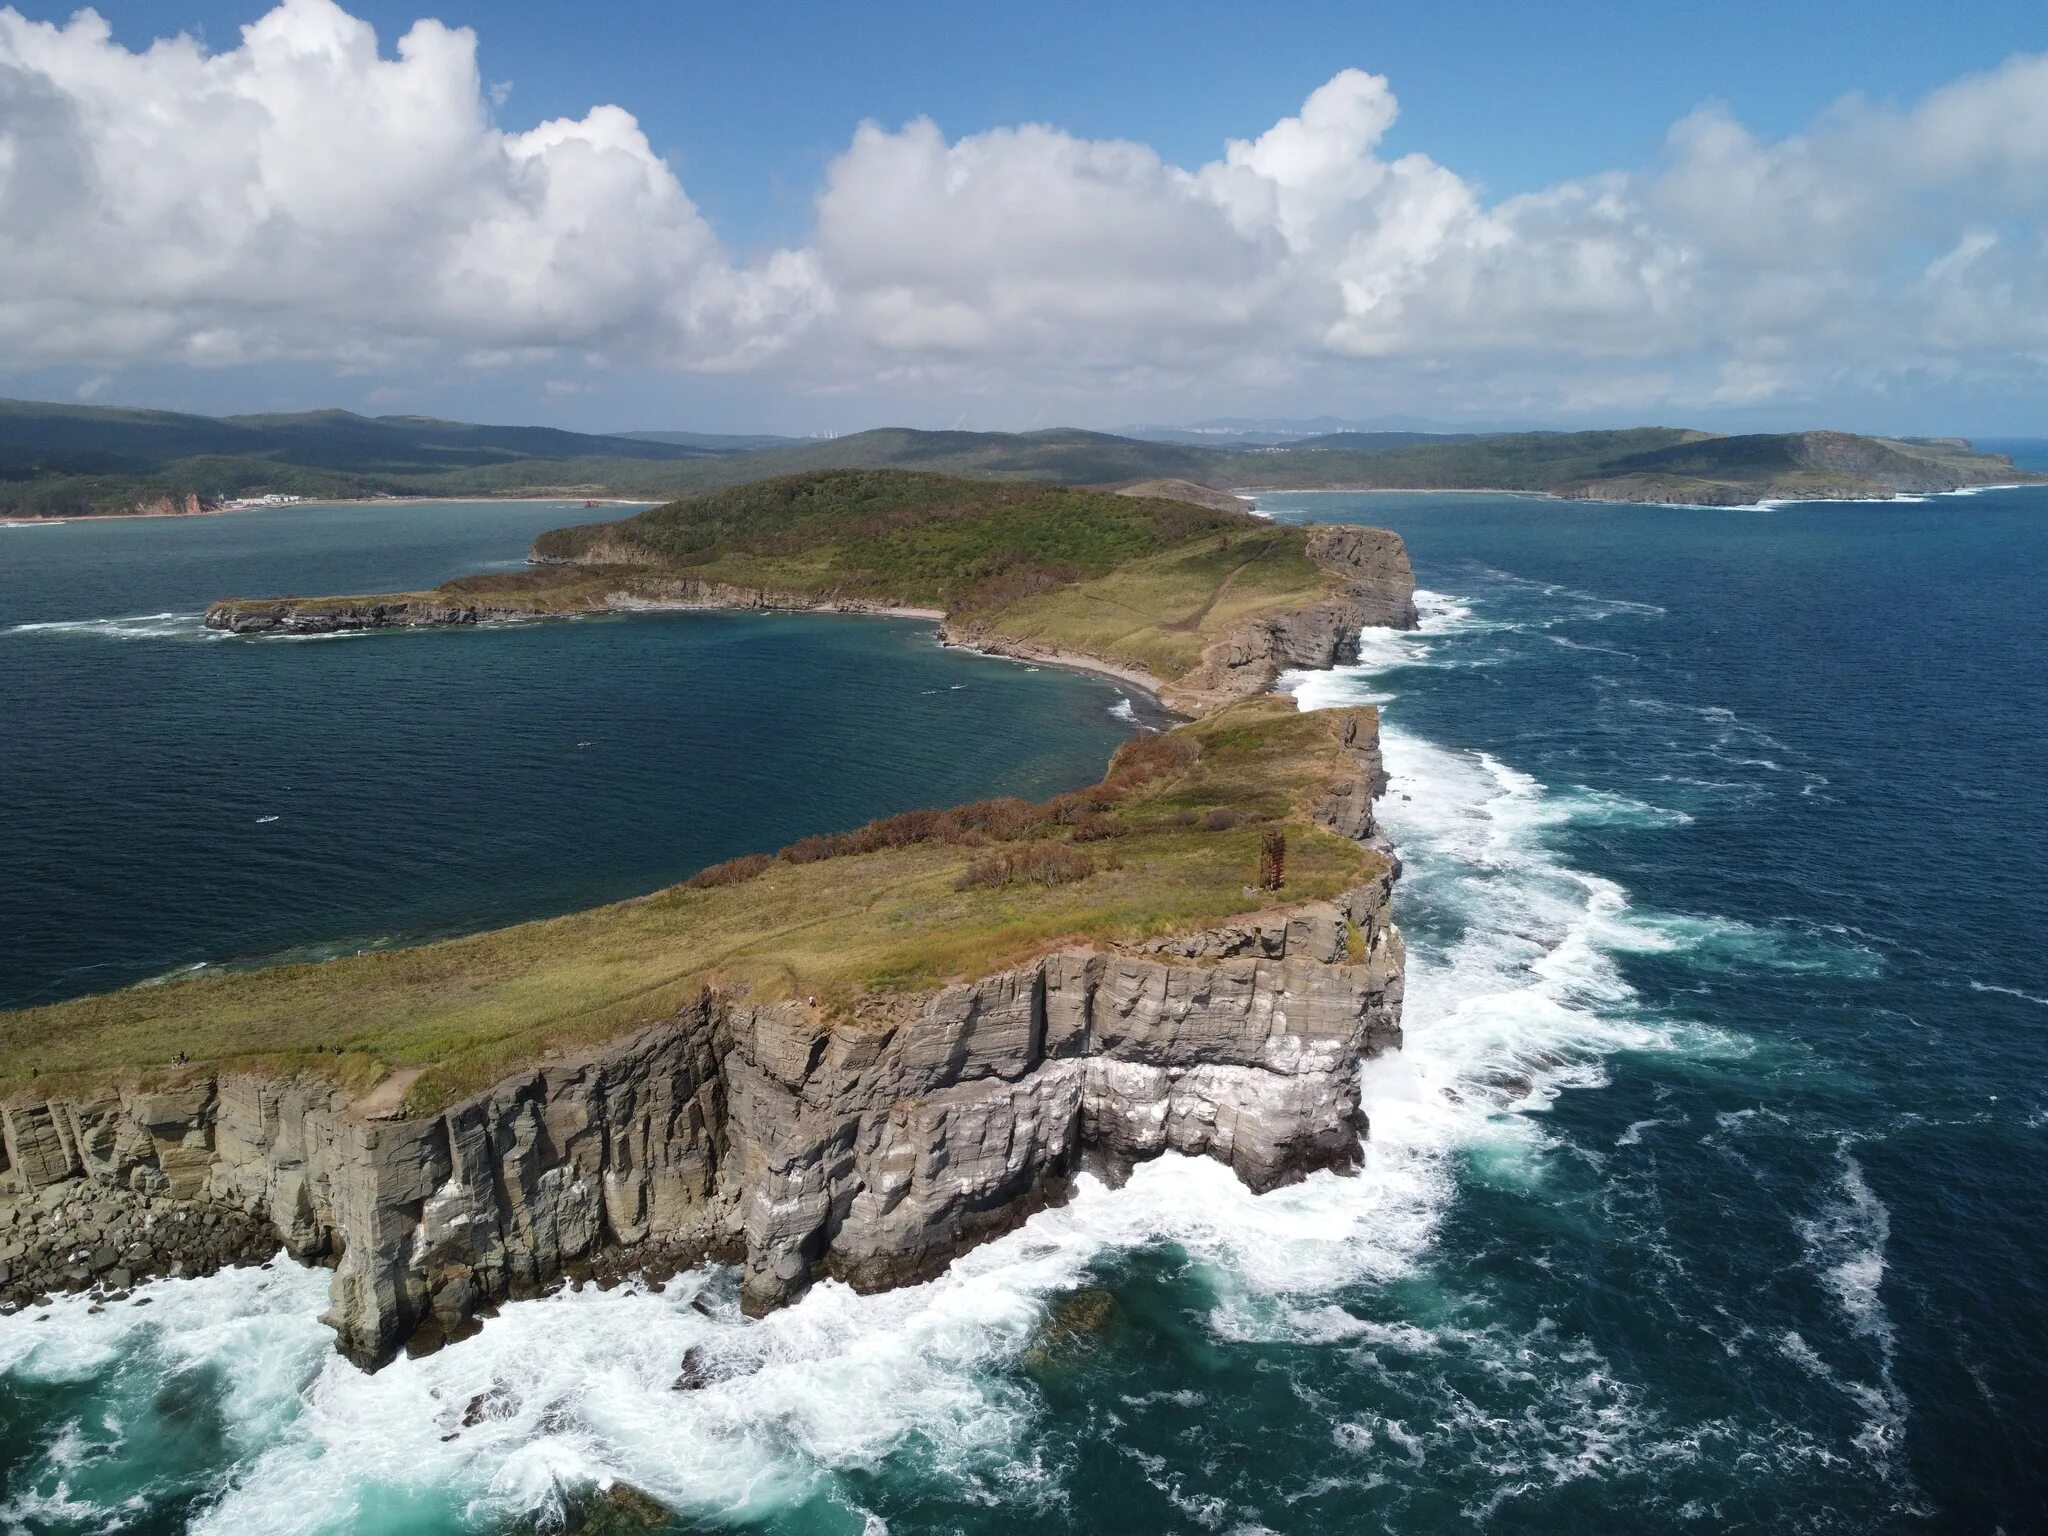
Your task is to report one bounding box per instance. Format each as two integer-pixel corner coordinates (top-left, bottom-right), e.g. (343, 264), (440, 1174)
(0, 501), (1143, 1010)
(3, 470), (2046, 1534)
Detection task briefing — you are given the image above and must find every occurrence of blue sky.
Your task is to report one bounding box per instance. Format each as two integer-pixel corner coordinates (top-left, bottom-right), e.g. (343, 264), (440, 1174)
(3, 0), (2046, 434)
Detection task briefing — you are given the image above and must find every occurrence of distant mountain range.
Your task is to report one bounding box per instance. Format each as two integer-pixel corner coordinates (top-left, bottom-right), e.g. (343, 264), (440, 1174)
(0, 398), (2035, 517)
(1121, 414), (1548, 446)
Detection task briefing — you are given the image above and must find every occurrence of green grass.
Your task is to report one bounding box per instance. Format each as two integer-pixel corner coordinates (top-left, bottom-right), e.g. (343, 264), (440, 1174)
(231, 470), (1342, 691)
(6, 399), (2037, 517)
(965, 529), (1324, 678)
(535, 469), (1249, 602)
(0, 699), (1386, 1112)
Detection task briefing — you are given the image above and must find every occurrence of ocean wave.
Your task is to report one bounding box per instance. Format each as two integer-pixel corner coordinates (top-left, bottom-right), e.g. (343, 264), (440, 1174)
(1967, 979), (2048, 1008)
(1, 567), (1915, 1528)
(0, 693), (1768, 1529)
(2, 611), (217, 642)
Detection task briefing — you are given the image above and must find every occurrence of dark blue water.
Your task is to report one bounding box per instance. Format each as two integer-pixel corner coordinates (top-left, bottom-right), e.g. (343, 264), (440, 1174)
(0, 502), (1140, 1007)
(3, 485), (2045, 1535)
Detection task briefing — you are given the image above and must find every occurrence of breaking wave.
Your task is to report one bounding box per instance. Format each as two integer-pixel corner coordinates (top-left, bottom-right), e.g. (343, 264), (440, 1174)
(2, 611), (217, 642)
(0, 559), (1955, 1529)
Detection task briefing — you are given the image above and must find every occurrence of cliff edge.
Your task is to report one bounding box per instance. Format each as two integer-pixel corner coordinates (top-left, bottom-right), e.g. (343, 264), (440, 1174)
(202, 468), (1419, 717)
(3, 688), (1412, 1365)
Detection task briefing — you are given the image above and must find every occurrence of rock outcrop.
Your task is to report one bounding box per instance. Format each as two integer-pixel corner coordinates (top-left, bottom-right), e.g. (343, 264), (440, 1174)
(1168, 525), (1417, 707)
(204, 578), (941, 635)
(1, 718), (1403, 1370)
(206, 596), (561, 634)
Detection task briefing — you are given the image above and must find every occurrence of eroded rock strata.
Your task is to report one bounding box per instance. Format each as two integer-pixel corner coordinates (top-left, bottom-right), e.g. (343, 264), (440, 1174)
(22, 511), (1417, 1367)
(0, 719), (1402, 1369)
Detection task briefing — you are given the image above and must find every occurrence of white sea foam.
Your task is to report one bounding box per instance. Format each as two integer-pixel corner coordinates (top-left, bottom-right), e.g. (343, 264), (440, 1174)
(0, 575), (1856, 1528)
(1968, 979), (2048, 1008)
(0, 693), (1748, 1529)
(1108, 697), (1138, 724)
(1789, 1145), (1907, 1462)
(2, 611), (216, 642)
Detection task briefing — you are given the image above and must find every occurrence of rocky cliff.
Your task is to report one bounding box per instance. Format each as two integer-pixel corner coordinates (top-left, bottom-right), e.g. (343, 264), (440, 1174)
(204, 581), (939, 636)
(29, 507), (1419, 1368)
(1162, 526), (1417, 708)
(1, 725), (1402, 1367)
(203, 517), (1418, 719)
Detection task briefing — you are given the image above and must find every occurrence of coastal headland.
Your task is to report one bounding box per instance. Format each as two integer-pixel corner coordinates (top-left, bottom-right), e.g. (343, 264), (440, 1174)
(1, 470), (1419, 1367)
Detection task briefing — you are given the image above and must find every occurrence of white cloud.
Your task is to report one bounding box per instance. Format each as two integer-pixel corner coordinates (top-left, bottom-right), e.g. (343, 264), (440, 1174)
(0, 0), (822, 371)
(2, 2), (2045, 417)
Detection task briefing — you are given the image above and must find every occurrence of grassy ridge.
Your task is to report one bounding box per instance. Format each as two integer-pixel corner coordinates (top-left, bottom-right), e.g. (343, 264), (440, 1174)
(215, 469), (1338, 691)
(535, 468), (1253, 607)
(0, 699), (1384, 1112)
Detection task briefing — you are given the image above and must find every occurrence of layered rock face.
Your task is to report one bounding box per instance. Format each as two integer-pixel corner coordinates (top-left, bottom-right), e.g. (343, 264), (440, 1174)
(0, 723), (1403, 1368)
(206, 597), (557, 634)
(1170, 525), (1418, 706)
(205, 579), (939, 635)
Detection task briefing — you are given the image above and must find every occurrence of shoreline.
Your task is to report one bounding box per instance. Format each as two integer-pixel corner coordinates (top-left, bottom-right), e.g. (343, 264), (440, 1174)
(1236, 484), (1560, 499)
(934, 629), (1177, 718)
(10, 495), (660, 526)
(1239, 478), (2045, 508)
(602, 594), (949, 624)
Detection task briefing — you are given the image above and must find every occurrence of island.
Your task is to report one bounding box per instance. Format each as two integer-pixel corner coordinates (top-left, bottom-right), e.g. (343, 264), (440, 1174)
(0, 472), (1418, 1370)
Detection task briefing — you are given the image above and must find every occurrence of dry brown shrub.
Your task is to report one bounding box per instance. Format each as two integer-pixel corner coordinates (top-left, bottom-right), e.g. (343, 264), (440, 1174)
(955, 843), (1096, 891)
(1103, 732), (1201, 796)
(947, 797), (1044, 841)
(1068, 812), (1126, 843)
(686, 852), (774, 889)
(1203, 807), (1239, 831)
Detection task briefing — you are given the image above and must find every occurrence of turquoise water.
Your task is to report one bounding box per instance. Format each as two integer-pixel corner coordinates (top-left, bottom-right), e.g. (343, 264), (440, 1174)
(0, 501), (1141, 1008)
(5, 485), (2047, 1532)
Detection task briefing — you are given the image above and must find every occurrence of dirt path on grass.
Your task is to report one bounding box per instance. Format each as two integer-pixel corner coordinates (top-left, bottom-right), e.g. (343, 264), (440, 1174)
(1162, 543), (1272, 633)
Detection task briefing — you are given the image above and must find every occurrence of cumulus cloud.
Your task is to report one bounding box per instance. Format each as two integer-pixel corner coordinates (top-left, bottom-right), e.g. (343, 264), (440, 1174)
(0, 0), (823, 370)
(811, 57), (2048, 406)
(2, 0), (2045, 416)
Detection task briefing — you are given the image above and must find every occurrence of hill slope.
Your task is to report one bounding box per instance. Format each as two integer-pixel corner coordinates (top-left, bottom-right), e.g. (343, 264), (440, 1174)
(2, 398), (2035, 515)
(204, 467), (1418, 712)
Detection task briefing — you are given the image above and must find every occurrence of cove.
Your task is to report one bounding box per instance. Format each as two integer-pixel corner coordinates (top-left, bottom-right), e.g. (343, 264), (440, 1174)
(0, 501), (1140, 1008)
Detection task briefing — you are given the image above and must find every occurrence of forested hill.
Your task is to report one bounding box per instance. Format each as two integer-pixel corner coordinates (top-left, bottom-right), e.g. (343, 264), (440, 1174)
(1, 398), (2035, 516)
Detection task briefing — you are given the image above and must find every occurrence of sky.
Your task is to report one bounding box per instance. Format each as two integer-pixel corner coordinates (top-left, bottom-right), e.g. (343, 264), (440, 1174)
(1, 0), (2045, 436)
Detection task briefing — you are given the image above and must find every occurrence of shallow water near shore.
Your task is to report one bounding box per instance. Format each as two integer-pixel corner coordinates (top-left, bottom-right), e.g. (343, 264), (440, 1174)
(6, 485), (2048, 1532)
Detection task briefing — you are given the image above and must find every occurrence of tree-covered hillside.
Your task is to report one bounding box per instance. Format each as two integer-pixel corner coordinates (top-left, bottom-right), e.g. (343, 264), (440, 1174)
(2, 398), (2035, 515)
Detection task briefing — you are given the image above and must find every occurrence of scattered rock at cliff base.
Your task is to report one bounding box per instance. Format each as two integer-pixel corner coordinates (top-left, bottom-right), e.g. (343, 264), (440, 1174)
(504, 1481), (676, 1536)
(670, 1344), (717, 1391)
(1022, 1286), (1121, 1373)
(461, 1380), (522, 1429)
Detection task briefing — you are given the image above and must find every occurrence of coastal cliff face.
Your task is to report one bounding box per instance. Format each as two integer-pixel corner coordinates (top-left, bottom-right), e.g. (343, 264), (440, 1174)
(1, 718), (1403, 1368)
(928, 523), (1418, 712)
(1166, 526), (1417, 707)
(202, 520), (1419, 715)
(205, 577), (940, 635)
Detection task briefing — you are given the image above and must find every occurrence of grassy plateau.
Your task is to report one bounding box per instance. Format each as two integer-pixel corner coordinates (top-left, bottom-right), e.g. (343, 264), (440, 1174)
(208, 468), (1343, 694)
(0, 699), (1386, 1113)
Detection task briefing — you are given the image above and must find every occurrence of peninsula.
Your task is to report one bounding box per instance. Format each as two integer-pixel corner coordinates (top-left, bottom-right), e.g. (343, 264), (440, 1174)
(0, 472), (1419, 1369)
(203, 468), (1419, 715)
